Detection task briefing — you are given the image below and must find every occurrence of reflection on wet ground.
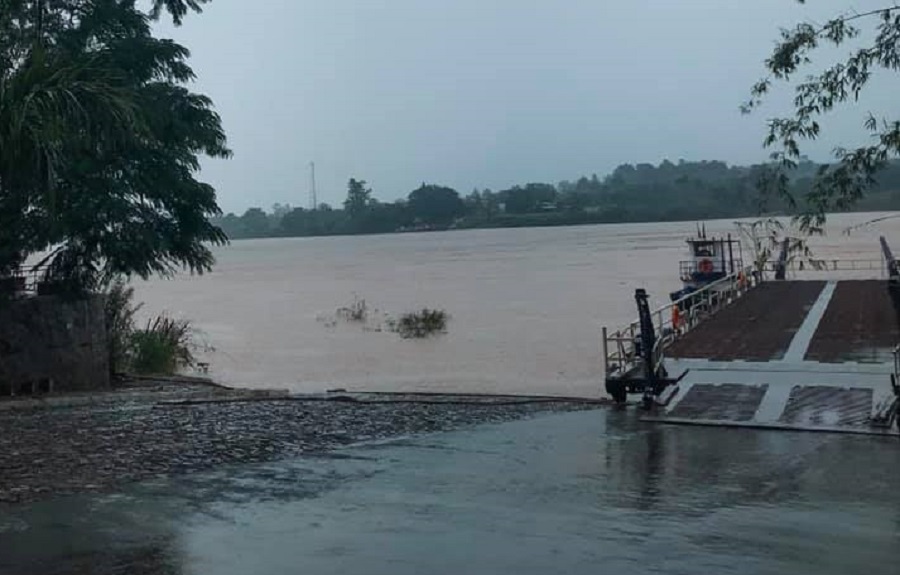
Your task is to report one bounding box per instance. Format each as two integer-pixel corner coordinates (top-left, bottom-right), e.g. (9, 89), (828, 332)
(2, 410), (899, 575)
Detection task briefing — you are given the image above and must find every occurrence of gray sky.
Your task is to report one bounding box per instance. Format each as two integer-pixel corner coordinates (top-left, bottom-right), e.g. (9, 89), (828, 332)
(158, 1), (899, 213)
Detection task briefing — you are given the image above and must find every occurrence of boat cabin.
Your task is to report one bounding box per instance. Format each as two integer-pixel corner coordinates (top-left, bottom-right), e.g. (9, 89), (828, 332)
(672, 228), (741, 301)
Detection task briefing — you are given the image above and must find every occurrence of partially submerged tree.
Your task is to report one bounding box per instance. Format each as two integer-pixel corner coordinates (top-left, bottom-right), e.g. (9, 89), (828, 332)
(744, 2), (900, 232)
(735, 218), (820, 279)
(0, 0), (228, 289)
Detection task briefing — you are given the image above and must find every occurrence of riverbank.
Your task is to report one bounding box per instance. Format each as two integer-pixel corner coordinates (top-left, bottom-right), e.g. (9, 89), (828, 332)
(0, 381), (605, 505)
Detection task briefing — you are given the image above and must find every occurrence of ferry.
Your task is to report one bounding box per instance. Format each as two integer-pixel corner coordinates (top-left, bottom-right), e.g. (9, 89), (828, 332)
(602, 227), (900, 435)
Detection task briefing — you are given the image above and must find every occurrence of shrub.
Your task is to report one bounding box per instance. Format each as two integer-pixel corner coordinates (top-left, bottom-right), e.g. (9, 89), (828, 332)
(130, 330), (178, 374)
(391, 308), (449, 339)
(103, 279), (142, 376)
(129, 315), (197, 374)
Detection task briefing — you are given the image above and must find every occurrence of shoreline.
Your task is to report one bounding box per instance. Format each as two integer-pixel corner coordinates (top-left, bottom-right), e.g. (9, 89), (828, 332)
(0, 379), (606, 506)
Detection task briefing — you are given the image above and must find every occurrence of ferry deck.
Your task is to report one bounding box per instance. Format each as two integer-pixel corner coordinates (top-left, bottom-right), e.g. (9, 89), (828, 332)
(603, 236), (900, 435)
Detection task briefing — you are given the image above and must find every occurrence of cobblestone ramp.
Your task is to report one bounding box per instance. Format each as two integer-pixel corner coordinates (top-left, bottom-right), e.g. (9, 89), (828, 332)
(667, 281), (825, 361)
(667, 384), (768, 422)
(779, 386), (873, 428)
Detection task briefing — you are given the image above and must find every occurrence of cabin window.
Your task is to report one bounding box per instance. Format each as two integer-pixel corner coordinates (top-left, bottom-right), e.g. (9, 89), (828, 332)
(693, 243), (717, 257)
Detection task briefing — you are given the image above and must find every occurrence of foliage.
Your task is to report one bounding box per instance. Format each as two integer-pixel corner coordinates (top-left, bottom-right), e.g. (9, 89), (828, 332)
(214, 158), (900, 240)
(101, 278), (201, 376)
(407, 184), (465, 225)
(389, 308), (449, 339)
(336, 296), (368, 323)
(103, 278), (142, 376)
(743, 2), (900, 232)
(500, 183), (557, 214)
(734, 218), (819, 279)
(130, 315), (197, 375)
(343, 178), (372, 219)
(0, 0), (228, 290)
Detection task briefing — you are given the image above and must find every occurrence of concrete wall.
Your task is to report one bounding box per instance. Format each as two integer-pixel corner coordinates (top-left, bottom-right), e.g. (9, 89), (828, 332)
(0, 295), (109, 394)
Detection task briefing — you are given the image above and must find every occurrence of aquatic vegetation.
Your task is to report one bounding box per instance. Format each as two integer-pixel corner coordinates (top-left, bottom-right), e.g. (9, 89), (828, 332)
(336, 296), (369, 323)
(330, 296), (449, 339)
(390, 308), (450, 339)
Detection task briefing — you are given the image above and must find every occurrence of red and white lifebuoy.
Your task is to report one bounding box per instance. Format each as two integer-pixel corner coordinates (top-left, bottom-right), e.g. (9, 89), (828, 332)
(698, 259), (714, 274)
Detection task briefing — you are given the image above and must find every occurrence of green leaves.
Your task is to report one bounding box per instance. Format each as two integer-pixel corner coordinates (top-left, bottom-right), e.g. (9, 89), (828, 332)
(746, 5), (900, 231)
(149, 0), (210, 26)
(0, 0), (228, 287)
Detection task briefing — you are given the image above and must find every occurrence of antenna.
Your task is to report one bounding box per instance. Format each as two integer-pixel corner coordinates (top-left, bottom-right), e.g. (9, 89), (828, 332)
(309, 161), (317, 210)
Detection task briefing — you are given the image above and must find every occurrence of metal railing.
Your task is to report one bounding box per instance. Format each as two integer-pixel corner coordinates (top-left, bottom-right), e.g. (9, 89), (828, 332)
(760, 258), (890, 274)
(0, 264), (50, 296)
(602, 267), (758, 379)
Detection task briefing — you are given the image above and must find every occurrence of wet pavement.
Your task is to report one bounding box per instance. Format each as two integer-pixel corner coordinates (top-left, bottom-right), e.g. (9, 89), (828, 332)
(2, 409), (900, 575)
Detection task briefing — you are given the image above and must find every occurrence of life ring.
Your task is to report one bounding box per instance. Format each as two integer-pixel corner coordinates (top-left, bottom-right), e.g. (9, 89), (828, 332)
(698, 259), (714, 274)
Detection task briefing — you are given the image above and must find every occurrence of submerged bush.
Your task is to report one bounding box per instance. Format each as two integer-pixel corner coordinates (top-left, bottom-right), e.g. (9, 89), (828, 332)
(390, 308), (449, 339)
(336, 296), (368, 322)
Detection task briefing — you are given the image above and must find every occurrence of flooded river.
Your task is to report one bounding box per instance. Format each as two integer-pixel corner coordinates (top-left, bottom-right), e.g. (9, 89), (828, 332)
(2, 410), (899, 575)
(134, 213), (900, 396)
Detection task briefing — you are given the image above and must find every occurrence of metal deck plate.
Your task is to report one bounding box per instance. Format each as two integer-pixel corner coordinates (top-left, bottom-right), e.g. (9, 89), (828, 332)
(778, 386), (873, 428)
(667, 383), (768, 422)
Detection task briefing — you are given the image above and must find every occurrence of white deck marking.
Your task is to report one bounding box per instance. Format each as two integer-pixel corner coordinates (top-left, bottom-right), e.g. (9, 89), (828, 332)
(782, 281), (837, 362)
(753, 383), (794, 423)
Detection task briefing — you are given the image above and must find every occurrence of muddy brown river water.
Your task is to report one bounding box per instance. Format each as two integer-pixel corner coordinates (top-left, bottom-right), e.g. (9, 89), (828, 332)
(134, 213), (900, 396)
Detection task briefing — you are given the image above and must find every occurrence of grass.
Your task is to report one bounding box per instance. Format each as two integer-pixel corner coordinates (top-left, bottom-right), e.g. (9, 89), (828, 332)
(103, 280), (142, 376)
(130, 315), (197, 374)
(102, 278), (201, 376)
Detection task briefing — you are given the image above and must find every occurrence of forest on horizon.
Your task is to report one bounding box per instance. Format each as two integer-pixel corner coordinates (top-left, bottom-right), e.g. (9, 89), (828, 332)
(214, 158), (900, 240)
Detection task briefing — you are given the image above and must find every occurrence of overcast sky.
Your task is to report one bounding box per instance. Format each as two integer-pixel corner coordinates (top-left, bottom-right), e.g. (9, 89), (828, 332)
(157, 1), (899, 213)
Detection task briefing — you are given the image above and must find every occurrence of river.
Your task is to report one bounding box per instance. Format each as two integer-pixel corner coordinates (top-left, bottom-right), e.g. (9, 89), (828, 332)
(134, 212), (900, 396)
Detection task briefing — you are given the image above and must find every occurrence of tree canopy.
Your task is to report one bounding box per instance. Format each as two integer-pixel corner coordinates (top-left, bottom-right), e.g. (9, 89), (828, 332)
(216, 158), (900, 240)
(744, 1), (900, 231)
(407, 184), (464, 225)
(0, 0), (228, 289)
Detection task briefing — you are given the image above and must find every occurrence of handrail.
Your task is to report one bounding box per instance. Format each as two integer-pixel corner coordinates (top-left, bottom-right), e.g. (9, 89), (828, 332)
(760, 258), (892, 273)
(1, 263), (50, 295)
(602, 266), (758, 379)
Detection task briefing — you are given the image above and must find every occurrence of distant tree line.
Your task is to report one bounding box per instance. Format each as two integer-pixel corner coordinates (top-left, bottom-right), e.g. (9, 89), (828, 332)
(214, 159), (900, 240)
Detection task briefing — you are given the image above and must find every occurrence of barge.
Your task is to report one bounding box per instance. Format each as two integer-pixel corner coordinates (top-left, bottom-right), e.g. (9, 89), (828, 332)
(602, 229), (900, 435)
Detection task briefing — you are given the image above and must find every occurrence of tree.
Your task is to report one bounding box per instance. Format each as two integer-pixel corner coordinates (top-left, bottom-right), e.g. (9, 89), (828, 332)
(239, 208), (271, 238)
(744, 2), (900, 231)
(500, 183), (557, 214)
(407, 184), (465, 225)
(0, 0), (229, 288)
(343, 178), (371, 219)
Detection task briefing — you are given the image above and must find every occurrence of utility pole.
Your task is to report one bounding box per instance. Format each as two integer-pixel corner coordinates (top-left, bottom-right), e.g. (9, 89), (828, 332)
(309, 161), (318, 211)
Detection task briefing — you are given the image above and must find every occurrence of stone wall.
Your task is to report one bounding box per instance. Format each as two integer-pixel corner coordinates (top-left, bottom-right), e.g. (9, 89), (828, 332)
(0, 295), (109, 394)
